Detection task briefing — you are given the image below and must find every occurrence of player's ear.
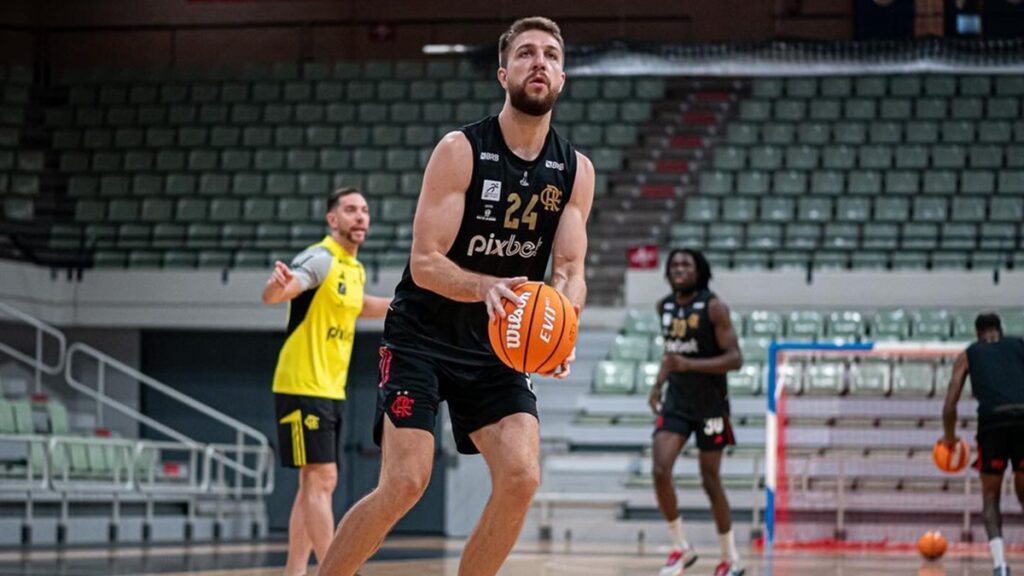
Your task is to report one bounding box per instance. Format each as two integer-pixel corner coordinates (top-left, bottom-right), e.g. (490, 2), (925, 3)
(497, 67), (508, 89)
(325, 210), (337, 229)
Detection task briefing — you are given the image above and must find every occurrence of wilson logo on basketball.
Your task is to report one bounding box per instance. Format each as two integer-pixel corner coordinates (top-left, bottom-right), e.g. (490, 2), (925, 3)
(504, 290), (532, 349)
(488, 282), (578, 374)
(390, 395), (415, 419)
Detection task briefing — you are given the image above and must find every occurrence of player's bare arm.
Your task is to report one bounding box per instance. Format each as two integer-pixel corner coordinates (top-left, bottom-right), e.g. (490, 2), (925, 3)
(663, 299), (742, 374)
(261, 260), (304, 304)
(541, 152), (594, 379)
(409, 131), (526, 321)
(942, 351), (969, 446)
(359, 295), (392, 319)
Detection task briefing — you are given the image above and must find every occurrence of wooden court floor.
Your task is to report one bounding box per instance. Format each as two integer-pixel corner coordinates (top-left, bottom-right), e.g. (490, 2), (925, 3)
(0, 538), (1015, 575)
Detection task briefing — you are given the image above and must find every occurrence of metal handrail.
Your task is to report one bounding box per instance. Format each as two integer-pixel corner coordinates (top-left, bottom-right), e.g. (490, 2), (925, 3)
(0, 302), (67, 393)
(65, 343), (272, 496)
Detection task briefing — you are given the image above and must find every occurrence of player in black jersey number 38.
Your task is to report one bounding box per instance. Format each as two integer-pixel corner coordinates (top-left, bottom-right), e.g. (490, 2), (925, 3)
(650, 249), (745, 576)
(319, 16), (595, 576)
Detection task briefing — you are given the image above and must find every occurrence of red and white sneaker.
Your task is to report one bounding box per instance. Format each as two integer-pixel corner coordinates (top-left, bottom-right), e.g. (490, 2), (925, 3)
(659, 547), (698, 576)
(713, 561), (745, 576)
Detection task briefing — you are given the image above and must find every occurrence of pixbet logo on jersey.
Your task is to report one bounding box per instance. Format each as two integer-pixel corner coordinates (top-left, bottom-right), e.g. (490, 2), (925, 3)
(466, 233), (543, 258)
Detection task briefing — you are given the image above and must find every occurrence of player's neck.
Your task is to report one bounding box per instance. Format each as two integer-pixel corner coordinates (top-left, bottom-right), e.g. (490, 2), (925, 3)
(497, 105), (550, 162)
(674, 290), (698, 305)
(331, 232), (358, 258)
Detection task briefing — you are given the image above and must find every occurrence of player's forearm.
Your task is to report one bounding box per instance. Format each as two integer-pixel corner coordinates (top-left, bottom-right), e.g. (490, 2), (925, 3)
(410, 251), (493, 303)
(655, 355), (672, 388)
(262, 282), (287, 305)
(942, 408), (957, 442)
(551, 264), (586, 310)
(669, 349), (743, 374)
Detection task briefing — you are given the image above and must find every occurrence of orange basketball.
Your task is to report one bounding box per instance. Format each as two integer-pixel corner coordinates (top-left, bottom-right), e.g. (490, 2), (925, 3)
(488, 282), (577, 374)
(933, 438), (970, 473)
(918, 530), (947, 560)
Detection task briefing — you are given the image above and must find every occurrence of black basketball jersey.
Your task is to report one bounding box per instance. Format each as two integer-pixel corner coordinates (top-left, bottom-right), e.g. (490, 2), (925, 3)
(383, 115), (578, 365)
(966, 336), (1024, 428)
(658, 289), (729, 419)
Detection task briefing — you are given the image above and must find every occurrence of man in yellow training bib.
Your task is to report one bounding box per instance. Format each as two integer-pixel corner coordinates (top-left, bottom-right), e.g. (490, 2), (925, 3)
(262, 187), (391, 576)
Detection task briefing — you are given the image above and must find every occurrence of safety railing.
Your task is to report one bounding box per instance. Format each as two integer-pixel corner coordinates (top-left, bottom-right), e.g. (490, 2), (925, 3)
(0, 302), (66, 394)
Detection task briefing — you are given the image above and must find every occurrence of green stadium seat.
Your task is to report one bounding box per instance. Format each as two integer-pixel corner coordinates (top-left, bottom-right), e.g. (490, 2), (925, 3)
(727, 123), (758, 145)
(724, 198), (757, 223)
(819, 77), (851, 97)
(602, 78), (632, 100)
(913, 197), (948, 222)
(798, 122), (830, 145)
(763, 123), (794, 145)
(942, 121), (974, 143)
(797, 197), (832, 222)
(633, 362), (660, 395)
(924, 171), (958, 195)
(140, 198), (173, 222)
(871, 310), (909, 340)
(950, 196), (986, 222)
(728, 364), (761, 396)
(733, 251), (771, 270)
(620, 102), (652, 123)
(590, 149), (622, 172)
(879, 98), (911, 120)
(609, 334), (650, 362)
(932, 144), (966, 168)
(747, 310), (783, 339)
(892, 252), (929, 269)
(785, 78), (816, 98)
(784, 145), (818, 170)
(962, 171), (995, 194)
(925, 76), (957, 96)
(912, 310), (951, 340)
(152, 223), (184, 248)
(670, 223), (705, 246)
(869, 121), (901, 144)
(804, 361), (845, 395)
(844, 98), (876, 120)
(979, 223), (1016, 250)
(751, 78), (782, 98)
(847, 359), (890, 396)
(786, 311), (824, 340)
(699, 171), (733, 195)
(932, 252), (969, 269)
(737, 171), (769, 195)
(989, 197), (1023, 222)
(848, 171), (882, 195)
(852, 76), (884, 97)
(593, 361), (636, 395)
(784, 223), (820, 249)
(587, 102), (618, 123)
(822, 145), (856, 170)
(740, 100), (771, 121)
(859, 146), (892, 169)
(624, 310), (660, 336)
(987, 97), (1019, 119)
(952, 97), (983, 119)
(773, 171), (806, 195)
(634, 78), (665, 100)
(809, 99), (841, 121)
(739, 337), (771, 364)
(833, 121), (866, 144)
(835, 197), (869, 222)
(998, 170), (1024, 194)
(242, 198), (274, 222)
(905, 121), (939, 143)
(978, 121), (1012, 143)
(708, 224), (743, 249)
(606, 124), (637, 146)
(810, 170), (844, 195)
(891, 361), (935, 396)
(895, 145), (928, 169)
(995, 76), (1024, 96)
(902, 223), (938, 250)
(295, 103), (325, 123)
(863, 223), (899, 249)
(886, 171), (919, 195)
(762, 197), (795, 221)
(747, 223), (782, 249)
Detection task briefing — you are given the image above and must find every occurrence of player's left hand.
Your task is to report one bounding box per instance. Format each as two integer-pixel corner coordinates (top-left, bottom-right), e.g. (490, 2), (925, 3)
(669, 354), (691, 372)
(940, 435), (960, 449)
(541, 306), (580, 380)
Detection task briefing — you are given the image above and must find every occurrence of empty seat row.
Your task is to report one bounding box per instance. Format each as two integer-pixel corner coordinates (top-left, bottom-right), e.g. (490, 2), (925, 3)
(89, 248), (411, 269)
(751, 75), (1024, 98)
(73, 196), (417, 224)
(685, 195), (1024, 224)
(700, 168), (1024, 196)
(740, 96), (1024, 122)
(727, 119), (1024, 146)
(713, 144), (1024, 171)
(684, 195), (1024, 223)
(47, 100), (653, 127)
(67, 171), (423, 198)
(59, 147), (428, 173)
(679, 249), (1024, 272)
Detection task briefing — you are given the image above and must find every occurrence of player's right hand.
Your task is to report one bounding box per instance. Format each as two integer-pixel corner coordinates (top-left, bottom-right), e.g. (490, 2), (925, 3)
(271, 261), (294, 286)
(648, 385), (663, 415)
(481, 276), (528, 323)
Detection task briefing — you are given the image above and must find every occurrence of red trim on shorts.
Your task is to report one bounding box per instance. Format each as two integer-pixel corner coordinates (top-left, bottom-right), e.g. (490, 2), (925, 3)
(378, 347), (393, 388)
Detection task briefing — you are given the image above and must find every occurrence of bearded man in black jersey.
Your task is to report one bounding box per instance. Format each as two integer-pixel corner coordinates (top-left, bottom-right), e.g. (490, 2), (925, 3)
(649, 249), (744, 576)
(319, 16), (594, 576)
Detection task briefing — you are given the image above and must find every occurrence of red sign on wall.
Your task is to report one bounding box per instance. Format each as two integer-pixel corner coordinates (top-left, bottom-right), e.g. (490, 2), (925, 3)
(627, 244), (659, 269)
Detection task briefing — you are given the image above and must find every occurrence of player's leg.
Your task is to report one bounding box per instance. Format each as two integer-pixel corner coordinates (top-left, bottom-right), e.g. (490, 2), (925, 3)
(317, 418), (434, 576)
(981, 472), (1007, 573)
(283, 488), (312, 576)
(697, 417), (741, 576)
(296, 463), (337, 562)
(459, 412), (541, 576)
(652, 421), (697, 576)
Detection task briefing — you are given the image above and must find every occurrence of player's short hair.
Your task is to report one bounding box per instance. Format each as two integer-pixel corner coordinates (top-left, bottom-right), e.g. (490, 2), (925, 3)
(326, 187), (362, 213)
(664, 248), (712, 291)
(498, 16), (565, 68)
(975, 312), (1003, 336)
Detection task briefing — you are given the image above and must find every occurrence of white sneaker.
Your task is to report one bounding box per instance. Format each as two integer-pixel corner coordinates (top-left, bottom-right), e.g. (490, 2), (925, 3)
(659, 547), (698, 576)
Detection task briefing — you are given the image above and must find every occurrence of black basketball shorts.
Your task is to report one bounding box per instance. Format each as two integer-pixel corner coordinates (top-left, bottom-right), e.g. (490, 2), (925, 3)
(274, 393), (344, 468)
(373, 346), (539, 455)
(974, 424), (1024, 475)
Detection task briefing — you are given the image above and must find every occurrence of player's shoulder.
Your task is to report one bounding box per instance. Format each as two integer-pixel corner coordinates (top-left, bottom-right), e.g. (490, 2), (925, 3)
(292, 243), (332, 267)
(656, 294), (675, 312)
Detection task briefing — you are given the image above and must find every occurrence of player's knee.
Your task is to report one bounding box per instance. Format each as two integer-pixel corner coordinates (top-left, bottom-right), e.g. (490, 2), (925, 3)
(652, 459), (673, 485)
(382, 472), (430, 510)
(301, 465), (338, 495)
(700, 467), (722, 491)
(495, 463), (540, 502)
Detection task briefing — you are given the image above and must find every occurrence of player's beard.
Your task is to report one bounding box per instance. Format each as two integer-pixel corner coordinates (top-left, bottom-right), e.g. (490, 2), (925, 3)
(509, 77), (559, 117)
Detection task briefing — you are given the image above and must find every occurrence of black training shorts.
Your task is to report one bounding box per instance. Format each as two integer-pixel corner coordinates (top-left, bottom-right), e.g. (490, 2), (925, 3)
(274, 393), (344, 468)
(373, 346), (538, 455)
